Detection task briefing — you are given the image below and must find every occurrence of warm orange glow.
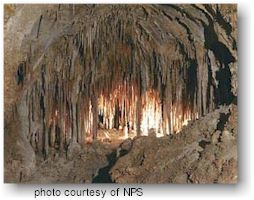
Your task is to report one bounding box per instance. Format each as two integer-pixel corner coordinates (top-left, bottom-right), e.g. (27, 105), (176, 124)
(140, 89), (162, 136)
(82, 83), (199, 142)
(51, 85), (198, 144)
(83, 101), (93, 140)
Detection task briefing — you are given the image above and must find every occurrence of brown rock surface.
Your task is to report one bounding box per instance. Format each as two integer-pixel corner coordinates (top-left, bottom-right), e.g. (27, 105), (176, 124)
(23, 141), (112, 183)
(4, 4), (237, 183)
(110, 105), (237, 183)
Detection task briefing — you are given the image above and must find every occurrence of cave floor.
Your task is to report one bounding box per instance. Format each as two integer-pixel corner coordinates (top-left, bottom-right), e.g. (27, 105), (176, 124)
(96, 129), (135, 149)
(23, 129), (129, 183)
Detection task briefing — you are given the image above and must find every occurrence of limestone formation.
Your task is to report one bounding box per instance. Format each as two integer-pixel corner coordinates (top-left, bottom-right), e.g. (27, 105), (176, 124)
(4, 4), (237, 183)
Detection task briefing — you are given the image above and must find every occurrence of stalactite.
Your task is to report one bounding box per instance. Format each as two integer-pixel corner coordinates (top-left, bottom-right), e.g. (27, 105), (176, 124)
(17, 5), (236, 156)
(91, 88), (98, 140)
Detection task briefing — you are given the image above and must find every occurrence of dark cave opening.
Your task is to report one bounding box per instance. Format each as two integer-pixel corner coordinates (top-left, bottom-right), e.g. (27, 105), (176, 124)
(215, 65), (234, 106)
(217, 112), (231, 131)
(92, 150), (117, 183)
(203, 16), (236, 106)
(92, 145), (130, 183)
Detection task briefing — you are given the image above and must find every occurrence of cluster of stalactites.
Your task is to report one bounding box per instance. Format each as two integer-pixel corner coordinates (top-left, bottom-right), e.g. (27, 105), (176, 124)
(21, 5), (225, 156)
(85, 83), (199, 139)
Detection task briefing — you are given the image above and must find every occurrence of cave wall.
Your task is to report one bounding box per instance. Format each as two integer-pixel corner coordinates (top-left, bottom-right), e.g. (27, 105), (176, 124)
(4, 4), (237, 158)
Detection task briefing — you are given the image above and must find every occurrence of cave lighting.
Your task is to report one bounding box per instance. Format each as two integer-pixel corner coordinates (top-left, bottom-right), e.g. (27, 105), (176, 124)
(83, 84), (198, 141)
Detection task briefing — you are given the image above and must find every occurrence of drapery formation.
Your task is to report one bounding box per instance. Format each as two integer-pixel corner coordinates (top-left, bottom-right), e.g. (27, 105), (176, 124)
(12, 5), (237, 157)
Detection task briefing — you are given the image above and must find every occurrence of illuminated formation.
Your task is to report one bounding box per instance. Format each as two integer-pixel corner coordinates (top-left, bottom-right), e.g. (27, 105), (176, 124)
(95, 85), (198, 139)
(58, 81), (199, 143)
(44, 79), (200, 146)
(15, 5), (235, 157)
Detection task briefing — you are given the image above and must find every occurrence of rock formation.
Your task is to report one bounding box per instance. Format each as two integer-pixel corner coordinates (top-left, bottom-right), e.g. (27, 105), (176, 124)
(4, 4), (237, 183)
(111, 104), (237, 183)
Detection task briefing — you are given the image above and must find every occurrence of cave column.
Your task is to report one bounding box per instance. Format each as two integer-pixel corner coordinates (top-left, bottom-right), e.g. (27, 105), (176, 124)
(136, 96), (142, 136)
(91, 89), (98, 140)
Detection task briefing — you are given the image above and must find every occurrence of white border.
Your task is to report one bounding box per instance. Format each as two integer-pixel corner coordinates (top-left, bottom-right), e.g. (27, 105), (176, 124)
(1, 1), (253, 200)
